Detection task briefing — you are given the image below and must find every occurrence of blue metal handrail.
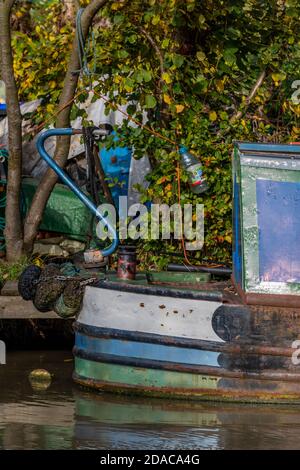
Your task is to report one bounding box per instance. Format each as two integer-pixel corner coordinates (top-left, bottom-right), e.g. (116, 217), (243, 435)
(36, 128), (119, 256)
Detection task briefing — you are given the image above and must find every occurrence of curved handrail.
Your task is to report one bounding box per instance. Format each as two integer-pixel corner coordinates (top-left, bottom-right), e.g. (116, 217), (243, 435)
(36, 128), (119, 256)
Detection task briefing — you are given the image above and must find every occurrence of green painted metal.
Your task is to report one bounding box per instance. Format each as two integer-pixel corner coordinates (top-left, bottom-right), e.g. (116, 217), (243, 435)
(147, 271), (211, 284)
(75, 357), (219, 390)
(106, 272), (149, 285)
(106, 271), (211, 286)
(233, 143), (300, 295)
(241, 163), (300, 293)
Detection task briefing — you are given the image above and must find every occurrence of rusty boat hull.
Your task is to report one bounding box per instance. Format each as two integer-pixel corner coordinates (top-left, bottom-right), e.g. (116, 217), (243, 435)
(73, 276), (300, 403)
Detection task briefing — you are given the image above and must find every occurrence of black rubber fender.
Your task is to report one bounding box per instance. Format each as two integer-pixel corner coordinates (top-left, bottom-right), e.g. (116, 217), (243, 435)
(18, 264), (42, 301)
(33, 296), (52, 313)
(33, 264), (64, 312)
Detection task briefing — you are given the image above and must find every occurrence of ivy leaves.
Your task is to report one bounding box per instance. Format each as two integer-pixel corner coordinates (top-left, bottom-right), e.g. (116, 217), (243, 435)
(10, 0), (300, 264)
(145, 95), (157, 109)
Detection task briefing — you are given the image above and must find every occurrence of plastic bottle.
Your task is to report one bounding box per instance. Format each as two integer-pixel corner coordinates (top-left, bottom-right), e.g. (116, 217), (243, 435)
(0, 81), (5, 104)
(179, 146), (208, 194)
(0, 81), (6, 117)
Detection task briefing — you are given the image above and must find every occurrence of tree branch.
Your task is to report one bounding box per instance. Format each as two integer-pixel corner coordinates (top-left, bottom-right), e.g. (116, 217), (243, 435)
(93, 145), (115, 206)
(230, 70), (266, 124)
(23, 0), (108, 253)
(4, 0), (15, 12)
(0, 0), (24, 260)
(139, 26), (165, 78)
(139, 26), (167, 121)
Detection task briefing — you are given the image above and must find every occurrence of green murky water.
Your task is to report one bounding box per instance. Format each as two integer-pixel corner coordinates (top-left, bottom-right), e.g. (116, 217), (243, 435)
(1, 351), (300, 450)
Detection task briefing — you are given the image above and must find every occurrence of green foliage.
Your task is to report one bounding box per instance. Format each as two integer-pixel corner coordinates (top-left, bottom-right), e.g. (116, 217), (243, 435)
(11, 0), (73, 122)
(0, 257), (29, 284)
(9, 0), (300, 265)
(92, 0), (300, 264)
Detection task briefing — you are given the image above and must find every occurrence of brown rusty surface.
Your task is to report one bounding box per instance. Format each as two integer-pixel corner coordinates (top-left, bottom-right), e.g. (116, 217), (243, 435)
(148, 279), (241, 305)
(222, 343), (294, 357)
(246, 305), (300, 346)
(73, 373), (300, 404)
(233, 278), (300, 308)
(213, 302), (300, 347)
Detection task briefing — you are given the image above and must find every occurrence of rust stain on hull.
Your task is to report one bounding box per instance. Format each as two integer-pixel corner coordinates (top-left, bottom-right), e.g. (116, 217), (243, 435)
(73, 373), (300, 404)
(74, 283), (300, 404)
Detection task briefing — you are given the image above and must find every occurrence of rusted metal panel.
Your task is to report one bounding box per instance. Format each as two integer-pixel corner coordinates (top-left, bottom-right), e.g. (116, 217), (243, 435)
(73, 280), (300, 403)
(73, 373), (300, 404)
(234, 278), (300, 308)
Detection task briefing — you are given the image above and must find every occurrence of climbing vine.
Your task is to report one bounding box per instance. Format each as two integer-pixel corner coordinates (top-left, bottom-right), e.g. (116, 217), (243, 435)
(8, 0), (300, 265)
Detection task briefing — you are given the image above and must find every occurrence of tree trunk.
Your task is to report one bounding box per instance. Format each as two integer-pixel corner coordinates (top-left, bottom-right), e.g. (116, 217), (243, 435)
(23, 0), (108, 254)
(0, 0), (24, 261)
(61, 0), (77, 27)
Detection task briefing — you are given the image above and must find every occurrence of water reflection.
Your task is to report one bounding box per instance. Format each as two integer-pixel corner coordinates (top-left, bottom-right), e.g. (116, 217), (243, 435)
(0, 351), (75, 450)
(1, 351), (300, 449)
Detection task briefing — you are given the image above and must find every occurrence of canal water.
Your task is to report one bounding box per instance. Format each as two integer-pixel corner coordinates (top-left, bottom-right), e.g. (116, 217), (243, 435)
(1, 350), (300, 450)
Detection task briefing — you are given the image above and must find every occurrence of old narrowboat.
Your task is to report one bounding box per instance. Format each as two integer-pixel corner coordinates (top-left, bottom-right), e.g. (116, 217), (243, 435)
(72, 142), (300, 403)
(22, 132), (300, 403)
